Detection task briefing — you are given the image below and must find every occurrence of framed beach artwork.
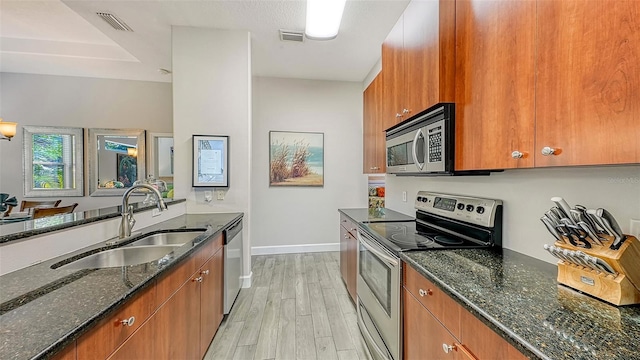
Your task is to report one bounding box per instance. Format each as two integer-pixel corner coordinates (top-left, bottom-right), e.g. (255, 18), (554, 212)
(269, 131), (324, 187)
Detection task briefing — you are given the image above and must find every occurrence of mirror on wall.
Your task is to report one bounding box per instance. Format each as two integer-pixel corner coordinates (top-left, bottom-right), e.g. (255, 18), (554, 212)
(22, 126), (84, 197)
(147, 132), (174, 181)
(87, 128), (146, 197)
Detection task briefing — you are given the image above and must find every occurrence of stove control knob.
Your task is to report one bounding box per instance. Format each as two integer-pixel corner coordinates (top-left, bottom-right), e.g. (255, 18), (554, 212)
(466, 204), (475, 212)
(476, 206), (485, 214)
(422, 197), (428, 202)
(457, 203), (465, 210)
(416, 197), (422, 202)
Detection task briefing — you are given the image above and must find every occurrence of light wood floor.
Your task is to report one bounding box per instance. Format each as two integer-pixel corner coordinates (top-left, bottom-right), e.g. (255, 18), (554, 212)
(205, 252), (373, 360)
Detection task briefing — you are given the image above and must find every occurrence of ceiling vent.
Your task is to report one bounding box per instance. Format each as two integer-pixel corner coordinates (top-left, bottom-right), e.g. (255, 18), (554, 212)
(97, 12), (133, 32)
(279, 30), (304, 42)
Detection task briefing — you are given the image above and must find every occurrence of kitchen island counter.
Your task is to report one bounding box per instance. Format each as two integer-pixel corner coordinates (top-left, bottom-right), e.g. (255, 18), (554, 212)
(0, 213), (242, 360)
(401, 249), (640, 360)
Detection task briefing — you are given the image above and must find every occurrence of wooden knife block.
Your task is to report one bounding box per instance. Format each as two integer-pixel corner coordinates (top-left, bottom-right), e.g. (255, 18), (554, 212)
(554, 235), (640, 306)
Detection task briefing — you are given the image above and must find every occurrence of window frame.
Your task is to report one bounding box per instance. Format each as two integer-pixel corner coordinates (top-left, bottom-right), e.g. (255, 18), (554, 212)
(23, 126), (84, 197)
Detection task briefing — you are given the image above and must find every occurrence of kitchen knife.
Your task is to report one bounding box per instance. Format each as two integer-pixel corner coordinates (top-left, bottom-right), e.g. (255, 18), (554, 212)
(544, 244), (564, 263)
(551, 197), (577, 225)
(551, 245), (574, 264)
(586, 209), (611, 236)
(597, 208), (627, 249)
(574, 205), (604, 234)
(550, 207), (567, 223)
(588, 255), (618, 276)
(545, 210), (562, 225)
(560, 219), (591, 248)
(573, 251), (603, 273)
(541, 216), (562, 241)
(563, 249), (589, 269)
(576, 221), (604, 246)
(555, 225), (578, 247)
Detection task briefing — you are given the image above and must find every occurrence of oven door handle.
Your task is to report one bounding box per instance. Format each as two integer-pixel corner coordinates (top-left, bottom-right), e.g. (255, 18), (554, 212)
(412, 128), (424, 170)
(357, 231), (399, 267)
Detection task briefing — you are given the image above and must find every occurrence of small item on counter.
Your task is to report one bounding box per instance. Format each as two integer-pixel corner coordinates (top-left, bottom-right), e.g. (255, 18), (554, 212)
(376, 187), (385, 197)
(368, 187), (377, 196)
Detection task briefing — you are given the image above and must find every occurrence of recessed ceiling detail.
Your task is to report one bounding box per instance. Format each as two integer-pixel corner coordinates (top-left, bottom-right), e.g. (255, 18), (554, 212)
(97, 12), (133, 32)
(279, 30), (305, 43)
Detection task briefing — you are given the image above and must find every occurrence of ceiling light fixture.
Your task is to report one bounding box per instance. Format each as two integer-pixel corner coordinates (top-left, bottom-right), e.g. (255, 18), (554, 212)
(0, 118), (18, 141)
(305, 0), (347, 40)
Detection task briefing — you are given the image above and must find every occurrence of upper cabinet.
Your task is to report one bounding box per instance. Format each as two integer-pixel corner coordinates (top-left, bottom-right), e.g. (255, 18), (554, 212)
(456, 0), (640, 170)
(381, 0), (456, 126)
(454, 0), (536, 170)
(363, 73), (386, 173)
(535, 0), (640, 167)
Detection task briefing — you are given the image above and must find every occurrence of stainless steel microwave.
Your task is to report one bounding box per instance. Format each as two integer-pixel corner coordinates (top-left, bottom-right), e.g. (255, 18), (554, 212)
(386, 103), (455, 175)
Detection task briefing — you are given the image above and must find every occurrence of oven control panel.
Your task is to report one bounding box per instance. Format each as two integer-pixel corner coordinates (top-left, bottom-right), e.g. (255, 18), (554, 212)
(415, 191), (502, 228)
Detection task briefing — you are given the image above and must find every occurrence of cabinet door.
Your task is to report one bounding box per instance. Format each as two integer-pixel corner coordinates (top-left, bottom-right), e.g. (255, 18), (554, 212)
(200, 248), (224, 357)
(346, 232), (357, 302)
(455, 0), (536, 170)
(340, 225), (349, 285)
(404, 0), (455, 117)
(155, 274), (201, 359)
(51, 343), (76, 360)
(107, 317), (155, 360)
(382, 14), (406, 126)
(536, 0), (640, 167)
(459, 308), (526, 360)
(403, 288), (463, 360)
(363, 73), (386, 174)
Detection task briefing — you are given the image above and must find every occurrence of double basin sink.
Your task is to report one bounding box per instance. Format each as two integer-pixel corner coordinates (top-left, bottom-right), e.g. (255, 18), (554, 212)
(55, 231), (206, 270)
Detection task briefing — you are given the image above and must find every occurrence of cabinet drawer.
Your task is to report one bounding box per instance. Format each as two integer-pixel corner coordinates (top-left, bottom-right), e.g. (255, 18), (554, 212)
(156, 254), (197, 303)
(403, 264), (461, 339)
(196, 233), (223, 269)
(340, 214), (358, 236)
(77, 284), (156, 360)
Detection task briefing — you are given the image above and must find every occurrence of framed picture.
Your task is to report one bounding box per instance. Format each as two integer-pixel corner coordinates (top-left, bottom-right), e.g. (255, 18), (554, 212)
(116, 153), (138, 188)
(192, 135), (229, 187)
(269, 131), (324, 187)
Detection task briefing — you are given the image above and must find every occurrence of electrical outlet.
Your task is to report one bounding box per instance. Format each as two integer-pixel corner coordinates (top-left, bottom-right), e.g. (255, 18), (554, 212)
(152, 208), (162, 217)
(630, 219), (640, 238)
(402, 191), (407, 202)
(216, 190), (225, 200)
(204, 191), (213, 202)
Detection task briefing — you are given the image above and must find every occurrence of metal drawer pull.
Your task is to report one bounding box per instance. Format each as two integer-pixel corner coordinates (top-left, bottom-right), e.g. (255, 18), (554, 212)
(442, 343), (456, 354)
(418, 288), (433, 297)
(192, 276), (203, 283)
(120, 316), (135, 327)
(201, 269), (210, 275)
(344, 234), (349, 239)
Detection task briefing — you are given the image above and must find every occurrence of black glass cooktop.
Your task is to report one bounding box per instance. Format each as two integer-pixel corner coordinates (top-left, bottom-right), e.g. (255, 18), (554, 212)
(361, 221), (489, 253)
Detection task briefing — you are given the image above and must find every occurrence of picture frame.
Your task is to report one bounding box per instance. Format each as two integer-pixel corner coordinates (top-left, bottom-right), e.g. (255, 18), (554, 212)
(269, 131), (324, 187)
(192, 135), (229, 187)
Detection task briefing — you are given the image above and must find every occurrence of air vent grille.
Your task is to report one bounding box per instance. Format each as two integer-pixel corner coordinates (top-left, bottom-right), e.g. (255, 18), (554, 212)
(279, 29), (304, 42)
(97, 12), (133, 32)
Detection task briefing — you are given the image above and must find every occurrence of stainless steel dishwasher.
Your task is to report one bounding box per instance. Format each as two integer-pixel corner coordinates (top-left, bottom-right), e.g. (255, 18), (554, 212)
(223, 218), (243, 314)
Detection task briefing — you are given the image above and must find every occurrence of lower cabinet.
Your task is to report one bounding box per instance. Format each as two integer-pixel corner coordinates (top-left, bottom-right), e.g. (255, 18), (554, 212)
(403, 264), (526, 360)
(339, 214), (358, 302)
(72, 233), (225, 360)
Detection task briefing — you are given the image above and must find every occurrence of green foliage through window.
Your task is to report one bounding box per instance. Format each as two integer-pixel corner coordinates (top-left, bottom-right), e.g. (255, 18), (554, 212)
(32, 134), (73, 189)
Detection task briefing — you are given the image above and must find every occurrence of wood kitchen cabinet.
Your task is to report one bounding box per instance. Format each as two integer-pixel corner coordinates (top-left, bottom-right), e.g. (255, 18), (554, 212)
(382, 0), (455, 125)
(199, 247), (224, 357)
(363, 73), (386, 174)
(535, 0), (640, 167)
(455, 0), (640, 170)
(403, 264), (526, 360)
(454, 0), (536, 170)
(339, 214), (358, 302)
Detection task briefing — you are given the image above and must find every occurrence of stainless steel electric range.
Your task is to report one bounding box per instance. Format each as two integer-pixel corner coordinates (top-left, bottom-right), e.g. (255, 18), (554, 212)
(356, 191), (503, 360)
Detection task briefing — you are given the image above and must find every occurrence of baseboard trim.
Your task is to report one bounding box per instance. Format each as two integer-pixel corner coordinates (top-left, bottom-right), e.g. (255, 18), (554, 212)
(240, 271), (252, 288)
(251, 243), (340, 256)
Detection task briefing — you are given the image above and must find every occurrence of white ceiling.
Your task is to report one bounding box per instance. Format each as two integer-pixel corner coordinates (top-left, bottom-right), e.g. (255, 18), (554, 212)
(0, 0), (410, 83)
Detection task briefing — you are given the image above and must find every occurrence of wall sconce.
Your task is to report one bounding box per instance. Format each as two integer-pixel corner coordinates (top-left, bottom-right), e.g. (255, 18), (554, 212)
(0, 118), (18, 141)
(127, 147), (138, 157)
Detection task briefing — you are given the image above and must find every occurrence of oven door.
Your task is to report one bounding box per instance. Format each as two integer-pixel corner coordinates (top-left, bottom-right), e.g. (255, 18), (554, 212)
(356, 230), (400, 360)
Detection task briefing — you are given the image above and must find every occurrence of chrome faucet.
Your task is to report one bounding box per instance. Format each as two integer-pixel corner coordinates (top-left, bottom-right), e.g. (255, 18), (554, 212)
(119, 184), (167, 239)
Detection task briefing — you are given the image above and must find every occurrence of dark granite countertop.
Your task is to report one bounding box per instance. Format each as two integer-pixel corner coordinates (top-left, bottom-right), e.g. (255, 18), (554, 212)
(0, 212), (243, 360)
(0, 199), (187, 244)
(400, 249), (640, 360)
(339, 208), (414, 223)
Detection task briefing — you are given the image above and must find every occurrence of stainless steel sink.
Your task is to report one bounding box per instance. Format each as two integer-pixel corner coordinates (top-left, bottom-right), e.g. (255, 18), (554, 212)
(127, 231), (205, 246)
(59, 245), (180, 270)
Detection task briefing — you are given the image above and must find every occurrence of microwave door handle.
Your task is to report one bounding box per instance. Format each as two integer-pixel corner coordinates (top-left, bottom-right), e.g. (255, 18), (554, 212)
(412, 129), (424, 170)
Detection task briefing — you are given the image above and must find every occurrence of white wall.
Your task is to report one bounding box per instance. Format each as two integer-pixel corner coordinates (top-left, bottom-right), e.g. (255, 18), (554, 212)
(251, 77), (368, 253)
(0, 73), (173, 211)
(385, 165), (640, 263)
(171, 27), (252, 274)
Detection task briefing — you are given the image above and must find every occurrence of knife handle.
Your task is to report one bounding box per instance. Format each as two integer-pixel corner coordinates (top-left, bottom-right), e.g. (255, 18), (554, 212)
(551, 197), (576, 225)
(541, 216), (562, 241)
(586, 209), (611, 236)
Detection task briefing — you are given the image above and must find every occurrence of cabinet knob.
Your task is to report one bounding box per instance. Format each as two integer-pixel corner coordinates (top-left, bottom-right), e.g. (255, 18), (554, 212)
(120, 316), (136, 327)
(201, 269), (210, 276)
(418, 288), (433, 297)
(442, 343), (457, 354)
(344, 234), (349, 239)
(541, 146), (556, 156)
(192, 276), (203, 283)
(511, 151), (524, 159)
(395, 113), (402, 118)
(370, 166), (379, 170)
(402, 108), (410, 115)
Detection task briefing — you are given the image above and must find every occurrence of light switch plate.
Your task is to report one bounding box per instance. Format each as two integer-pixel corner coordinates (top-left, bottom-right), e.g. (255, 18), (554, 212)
(630, 219), (640, 238)
(402, 191), (407, 202)
(204, 191), (213, 202)
(216, 190), (225, 200)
